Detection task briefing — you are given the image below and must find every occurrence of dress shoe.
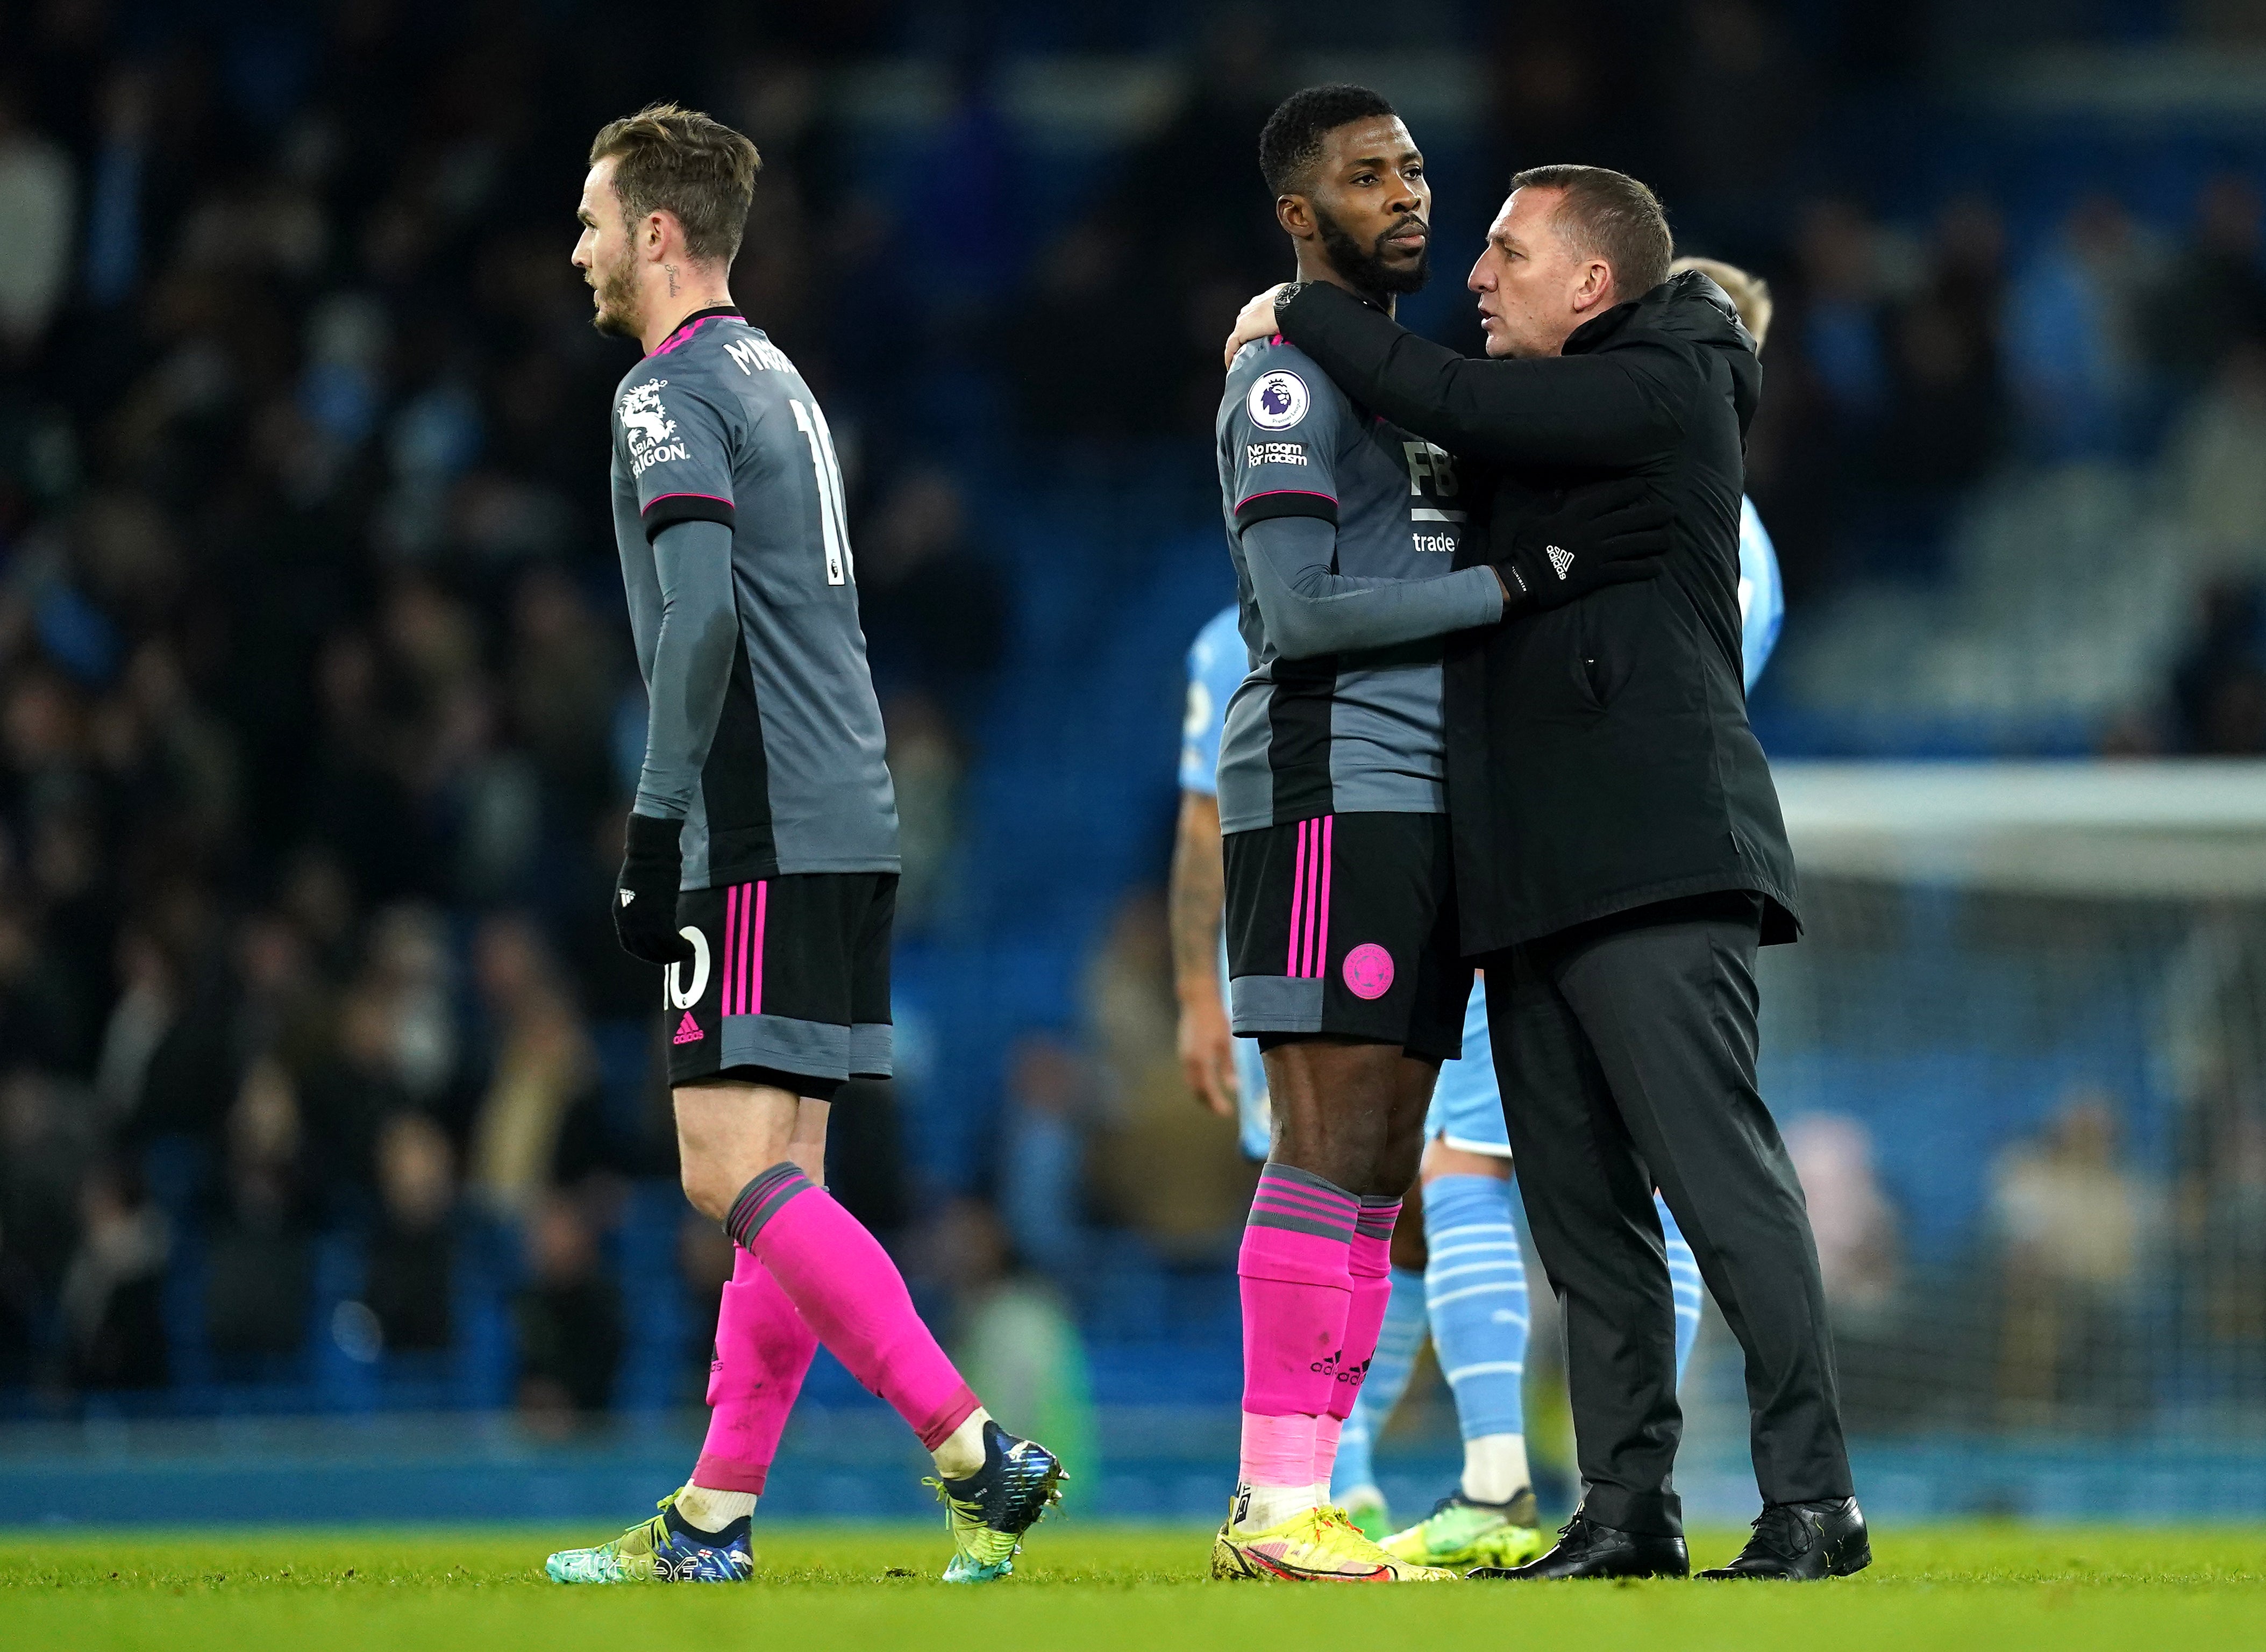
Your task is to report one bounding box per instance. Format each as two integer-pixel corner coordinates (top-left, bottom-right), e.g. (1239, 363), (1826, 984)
(1698, 1497), (1870, 1580)
(1467, 1512), (1689, 1580)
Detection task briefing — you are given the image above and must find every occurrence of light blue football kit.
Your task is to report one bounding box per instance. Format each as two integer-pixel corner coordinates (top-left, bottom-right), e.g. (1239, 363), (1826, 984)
(1181, 603), (1272, 1161)
(1739, 495), (1784, 694)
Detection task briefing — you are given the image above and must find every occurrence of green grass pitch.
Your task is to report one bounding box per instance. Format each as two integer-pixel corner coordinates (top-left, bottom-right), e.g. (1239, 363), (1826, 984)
(3, 1523), (2263, 1650)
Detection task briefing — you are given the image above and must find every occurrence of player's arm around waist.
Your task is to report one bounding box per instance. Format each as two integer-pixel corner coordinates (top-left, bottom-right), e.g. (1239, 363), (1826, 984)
(1242, 514), (1505, 660)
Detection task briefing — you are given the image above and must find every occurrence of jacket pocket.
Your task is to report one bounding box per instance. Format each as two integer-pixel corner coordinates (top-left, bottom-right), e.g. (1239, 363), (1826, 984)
(1573, 590), (1636, 710)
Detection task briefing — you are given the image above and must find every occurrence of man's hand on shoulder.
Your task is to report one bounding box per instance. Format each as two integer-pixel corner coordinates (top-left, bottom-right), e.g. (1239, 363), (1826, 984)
(1492, 477), (1673, 612)
(1223, 283), (1291, 369)
(614, 812), (694, 964)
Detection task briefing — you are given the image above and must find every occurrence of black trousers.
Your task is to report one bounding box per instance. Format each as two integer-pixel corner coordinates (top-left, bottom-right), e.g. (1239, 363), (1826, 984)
(1480, 892), (1852, 1536)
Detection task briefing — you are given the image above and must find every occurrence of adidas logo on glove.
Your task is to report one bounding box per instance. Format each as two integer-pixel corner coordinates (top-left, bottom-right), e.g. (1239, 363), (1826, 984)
(1547, 544), (1574, 580)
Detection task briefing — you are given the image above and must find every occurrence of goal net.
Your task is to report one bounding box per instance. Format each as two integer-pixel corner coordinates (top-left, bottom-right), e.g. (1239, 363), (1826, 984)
(1753, 761), (2266, 1454)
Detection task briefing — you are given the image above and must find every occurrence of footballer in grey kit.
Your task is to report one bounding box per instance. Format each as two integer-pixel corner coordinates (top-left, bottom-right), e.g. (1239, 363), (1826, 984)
(1215, 90), (1674, 1081)
(1216, 325), (1499, 1061)
(609, 302), (900, 1089)
(552, 104), (1066, 1590)
(592, 145), (897, 1095)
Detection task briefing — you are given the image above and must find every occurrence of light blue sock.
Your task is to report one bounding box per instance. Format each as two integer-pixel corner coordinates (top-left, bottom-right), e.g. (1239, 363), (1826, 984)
(1424, 1174), (1528, 1442)
(1656, 1194), (1703, 1381)
(1332, 1264), (1425, 1498)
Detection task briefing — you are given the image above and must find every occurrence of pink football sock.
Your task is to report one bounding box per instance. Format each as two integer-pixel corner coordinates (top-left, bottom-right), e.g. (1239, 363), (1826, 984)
(1315, 1197), (1399, 1490)
(693, 1246), (818, 1493)
(725, 1164), (979, 1450)
(1332, 1198), (1401, 1422)
(1238, 1163), (1358, 1421)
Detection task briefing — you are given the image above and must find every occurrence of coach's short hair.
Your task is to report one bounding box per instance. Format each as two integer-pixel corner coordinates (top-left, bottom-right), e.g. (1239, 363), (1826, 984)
(589, 103), (761, 267)
(1671, 255), (1773, 347)
(1260, 84), (1399, 197)
(1512, 163), (1674, 303)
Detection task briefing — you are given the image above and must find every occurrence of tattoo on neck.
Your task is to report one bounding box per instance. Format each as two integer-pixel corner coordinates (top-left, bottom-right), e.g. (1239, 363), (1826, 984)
(666, 264), (679, 296)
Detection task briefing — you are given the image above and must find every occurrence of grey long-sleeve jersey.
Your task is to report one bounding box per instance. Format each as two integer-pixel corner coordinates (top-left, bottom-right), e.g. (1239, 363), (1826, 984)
(611, 306), (898, 886)
(1213, 335), (1503, 834)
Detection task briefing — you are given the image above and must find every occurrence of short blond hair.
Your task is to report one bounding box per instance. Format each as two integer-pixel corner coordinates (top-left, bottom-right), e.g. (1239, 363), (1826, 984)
(1671, 256), (1772, 348)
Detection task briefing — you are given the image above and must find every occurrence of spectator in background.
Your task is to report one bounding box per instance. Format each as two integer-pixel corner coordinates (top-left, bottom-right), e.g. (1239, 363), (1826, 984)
(1878, 198), (2010, 495)
(0, 1069), (90, 1307)
(1783, 1112), (1900, 1316)
(997, 1034), (1091, 1285)
(2167, 338), (2266, 573)
(2004, 196), (2164, 460)
(0, 85), (74, 362)
(360, 904), (461, 1114)
(856, 469), (1007, 726)
(2176, 1069), (2266, 1391)
(2148, 174), (2266, 384)
(513, 1192), (621, 1428)
(301, 978), (417, 1200)
(94, 924), (178, 1127)
(232, 911), (333, 1096)
(1792, 200), (1892, 428)
(882, 692), (963, 931)
(81, 68), (153, 312)
(507, 566), (619, 826)
(59, 1158), (167, 1390)
(204, 1057), (316, 1360)
(1991, 1090), (2156, 1422)
(0, 1213), (37, 1387)
(1085, 890), (1253, 1254)
(2169, 578), (2266, 755)
(464, 915), (605, 1217)
(364, 1110), (458, 1355)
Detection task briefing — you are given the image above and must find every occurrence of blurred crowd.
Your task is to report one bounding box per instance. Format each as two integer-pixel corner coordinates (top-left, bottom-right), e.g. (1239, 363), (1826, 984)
(0, 0), (2263, 1425)
(0, 2), (1020, 1417)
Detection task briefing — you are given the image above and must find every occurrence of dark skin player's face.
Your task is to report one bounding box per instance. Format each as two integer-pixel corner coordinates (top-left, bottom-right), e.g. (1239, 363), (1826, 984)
(1278, 116), (1430, 297)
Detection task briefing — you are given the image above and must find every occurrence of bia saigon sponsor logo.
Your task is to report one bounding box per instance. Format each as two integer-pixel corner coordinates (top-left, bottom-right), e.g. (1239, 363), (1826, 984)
(619, 380), (688, 476)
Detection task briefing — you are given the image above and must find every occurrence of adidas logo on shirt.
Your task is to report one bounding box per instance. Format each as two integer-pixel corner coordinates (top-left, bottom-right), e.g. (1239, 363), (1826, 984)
(1547, 544), (1574, 580)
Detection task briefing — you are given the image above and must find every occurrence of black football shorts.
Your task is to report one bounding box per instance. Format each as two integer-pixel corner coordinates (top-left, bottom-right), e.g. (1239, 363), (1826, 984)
(662, 873), (895, 1092)
(1222, 811), (1470, 1064)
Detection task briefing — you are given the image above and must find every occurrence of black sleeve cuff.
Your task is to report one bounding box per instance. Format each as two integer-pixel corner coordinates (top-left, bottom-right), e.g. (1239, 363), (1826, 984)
(642, 491), (736, 543)
(1235, 490), (1340, 531)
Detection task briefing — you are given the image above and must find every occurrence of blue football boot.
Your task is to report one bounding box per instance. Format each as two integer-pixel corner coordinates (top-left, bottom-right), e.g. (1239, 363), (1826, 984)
(544, 1489), (754, 1583)
(925, 1420), (1067, 1583)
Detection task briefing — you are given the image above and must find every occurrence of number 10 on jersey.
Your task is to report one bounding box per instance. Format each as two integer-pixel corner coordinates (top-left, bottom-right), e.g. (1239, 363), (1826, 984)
(790, 397), (853, 586)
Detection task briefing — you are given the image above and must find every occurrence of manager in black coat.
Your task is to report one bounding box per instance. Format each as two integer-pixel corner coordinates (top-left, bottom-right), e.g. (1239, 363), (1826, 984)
(1230, 165), (1863, 1582)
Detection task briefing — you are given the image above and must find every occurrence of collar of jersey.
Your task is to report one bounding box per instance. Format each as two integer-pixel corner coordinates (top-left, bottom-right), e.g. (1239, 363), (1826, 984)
(646, 306), (744, 356)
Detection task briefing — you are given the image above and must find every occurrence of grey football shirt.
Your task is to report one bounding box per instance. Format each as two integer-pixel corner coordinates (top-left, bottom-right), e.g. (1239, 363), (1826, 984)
(610, 308), (898, 886)
(1213, 335), (1502, 835)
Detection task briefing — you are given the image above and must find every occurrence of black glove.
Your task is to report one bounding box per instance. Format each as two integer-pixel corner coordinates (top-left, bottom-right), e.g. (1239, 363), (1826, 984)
(1493, 476), (1673, 612)
(614, 812), (693, 964)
